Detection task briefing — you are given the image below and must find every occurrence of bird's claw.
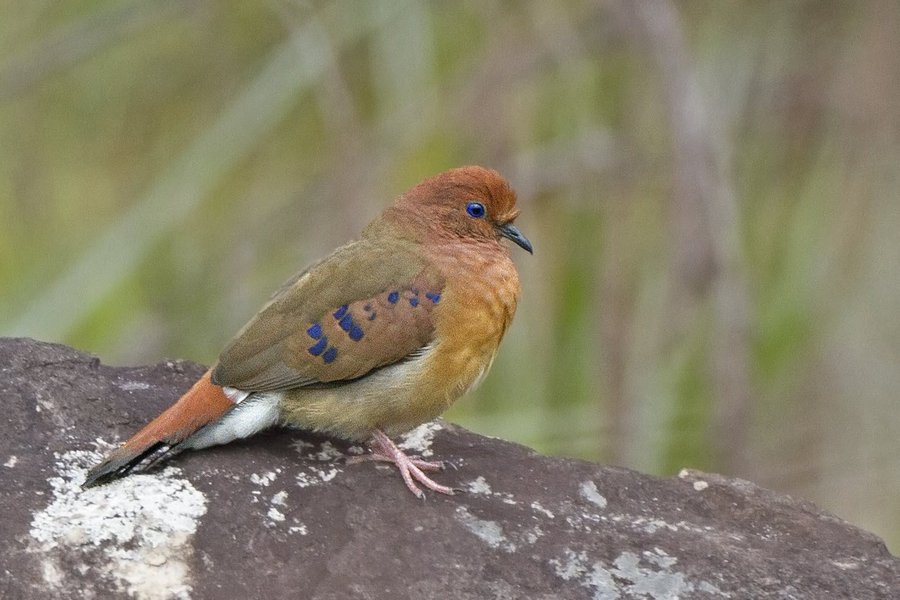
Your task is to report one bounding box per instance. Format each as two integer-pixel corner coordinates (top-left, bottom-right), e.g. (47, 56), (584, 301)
(367, 430), (456, 498)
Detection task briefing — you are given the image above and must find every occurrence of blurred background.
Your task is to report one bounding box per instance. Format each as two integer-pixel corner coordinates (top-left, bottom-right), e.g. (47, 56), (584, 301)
(2, 0), (898, 552)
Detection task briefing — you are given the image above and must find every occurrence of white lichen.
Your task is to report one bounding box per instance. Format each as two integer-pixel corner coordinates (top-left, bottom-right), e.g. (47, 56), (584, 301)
(291, 439), (315, 454)
(550, 547), (729, 600)
(580, 480), (608, 509)
(523, 525), (544, 544)
(531, 501), (555, 519)
(466, 476), (493, 495)
(250, 471), (278, 486)
(313, 441), (345, 462)
(290, 439), (347, 462)
(398, 421), (443, 457)
(28, 447), (207, 600)
(118, 381), (151, 392)
(295, 465), (341, 488)
(315, 467), (339, 482)
(455, 506), (516, 552)
(459, 474), (518, 504)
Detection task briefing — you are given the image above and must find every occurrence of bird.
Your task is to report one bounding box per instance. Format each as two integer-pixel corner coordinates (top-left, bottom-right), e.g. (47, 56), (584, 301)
(83, 166), (532, 498)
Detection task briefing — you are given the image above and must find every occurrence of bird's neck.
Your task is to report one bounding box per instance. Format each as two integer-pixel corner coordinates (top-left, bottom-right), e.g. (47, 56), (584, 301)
(428, 237), (520, 344)
(408, 238), (520, 410)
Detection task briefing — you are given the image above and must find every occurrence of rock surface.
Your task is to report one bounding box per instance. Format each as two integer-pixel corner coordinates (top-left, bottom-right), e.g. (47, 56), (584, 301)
(0, 337), (897, 600)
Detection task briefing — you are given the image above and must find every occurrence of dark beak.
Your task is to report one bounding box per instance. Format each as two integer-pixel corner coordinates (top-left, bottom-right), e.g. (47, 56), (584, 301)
(498, 223), (533, 254)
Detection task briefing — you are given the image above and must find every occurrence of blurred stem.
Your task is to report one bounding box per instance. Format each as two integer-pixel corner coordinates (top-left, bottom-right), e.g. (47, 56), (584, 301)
(0, 0), (189, 102)
(626, 0), (754, 474)
(6, 1), (402, 341)
(599, 195), (633, 466)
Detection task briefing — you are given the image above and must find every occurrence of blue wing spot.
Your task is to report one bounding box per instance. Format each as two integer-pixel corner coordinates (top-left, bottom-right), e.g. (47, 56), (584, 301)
(425, 292), (441, 304)
(387, 291), (399, 304)
(409, 297), (419, 307)
(363, 303), (372, 311)
(368, 312), (377, 321)
(308, 336), (328, 356)
(349, 323), (364, 341)
(322, 347), (338, 364)
(339, 314), (353, 332)
(306, 322), (323, 339)
(412, 288), (420, 295)
(333, 304), (348, 319)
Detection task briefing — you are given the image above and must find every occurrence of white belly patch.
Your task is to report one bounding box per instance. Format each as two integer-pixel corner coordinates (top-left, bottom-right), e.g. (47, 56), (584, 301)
(184, 392), (280, 450)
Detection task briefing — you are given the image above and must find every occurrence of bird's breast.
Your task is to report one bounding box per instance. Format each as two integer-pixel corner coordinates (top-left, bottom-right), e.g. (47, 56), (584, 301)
(418, 241), (521, 407)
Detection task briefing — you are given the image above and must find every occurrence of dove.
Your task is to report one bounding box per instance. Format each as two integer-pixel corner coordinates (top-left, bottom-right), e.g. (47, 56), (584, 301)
(84, 166), (531, 497)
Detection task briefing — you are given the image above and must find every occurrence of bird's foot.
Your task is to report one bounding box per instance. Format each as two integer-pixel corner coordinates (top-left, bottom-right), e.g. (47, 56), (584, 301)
(348, 453), (446, 473)
(354, 429), (455, 498)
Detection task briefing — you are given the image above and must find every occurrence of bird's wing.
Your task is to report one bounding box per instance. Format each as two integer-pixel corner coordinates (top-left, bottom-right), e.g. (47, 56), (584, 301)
(211, 238), (445, 391)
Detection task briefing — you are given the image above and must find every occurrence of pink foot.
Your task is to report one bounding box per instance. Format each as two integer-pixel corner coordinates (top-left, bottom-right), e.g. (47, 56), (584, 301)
(353, 429), (455, 498)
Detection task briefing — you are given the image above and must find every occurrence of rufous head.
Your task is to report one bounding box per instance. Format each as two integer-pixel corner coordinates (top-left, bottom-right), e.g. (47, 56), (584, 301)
(384, 166), (532, 254)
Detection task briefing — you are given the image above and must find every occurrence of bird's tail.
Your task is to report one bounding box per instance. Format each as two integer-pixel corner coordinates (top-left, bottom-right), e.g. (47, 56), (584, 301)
(83, 369), (234, 488)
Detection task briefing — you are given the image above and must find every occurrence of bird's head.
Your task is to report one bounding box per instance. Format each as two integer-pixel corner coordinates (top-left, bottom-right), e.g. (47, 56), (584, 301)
(385, 166), (533, 254)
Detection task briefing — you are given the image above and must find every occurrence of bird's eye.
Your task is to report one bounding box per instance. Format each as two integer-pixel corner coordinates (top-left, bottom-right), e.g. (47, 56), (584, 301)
(466, 201), (486, 219)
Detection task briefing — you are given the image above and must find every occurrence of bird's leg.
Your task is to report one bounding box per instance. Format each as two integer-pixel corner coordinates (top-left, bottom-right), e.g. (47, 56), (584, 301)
(358, 429), (455, 498)
(345, 432), (446, 472)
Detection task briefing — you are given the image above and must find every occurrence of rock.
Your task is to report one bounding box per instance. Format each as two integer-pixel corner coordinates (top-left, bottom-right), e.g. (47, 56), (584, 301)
(0, 337), (897, 600)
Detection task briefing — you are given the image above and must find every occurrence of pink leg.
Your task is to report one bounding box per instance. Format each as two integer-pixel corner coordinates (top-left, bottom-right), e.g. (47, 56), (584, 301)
(354, 429), (455, 498)
(357, 453), (445, 473)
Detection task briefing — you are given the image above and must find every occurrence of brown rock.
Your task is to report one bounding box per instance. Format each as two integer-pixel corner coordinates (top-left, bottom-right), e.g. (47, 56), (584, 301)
(1, 337), (897, 599)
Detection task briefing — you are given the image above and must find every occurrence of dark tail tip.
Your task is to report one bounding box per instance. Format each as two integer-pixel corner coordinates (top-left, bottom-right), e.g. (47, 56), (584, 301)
(82, 443), (164, 489)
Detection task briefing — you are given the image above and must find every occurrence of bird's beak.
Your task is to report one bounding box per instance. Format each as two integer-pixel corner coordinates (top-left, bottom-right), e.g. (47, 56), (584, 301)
(498, 223), (533, 254)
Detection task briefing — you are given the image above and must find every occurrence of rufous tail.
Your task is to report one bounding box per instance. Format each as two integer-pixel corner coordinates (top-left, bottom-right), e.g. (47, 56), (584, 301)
(83, 369), (234, 488)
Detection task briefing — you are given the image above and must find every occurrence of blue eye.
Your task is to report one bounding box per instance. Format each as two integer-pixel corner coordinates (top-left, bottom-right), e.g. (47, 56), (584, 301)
(466, 202), (486, 219)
